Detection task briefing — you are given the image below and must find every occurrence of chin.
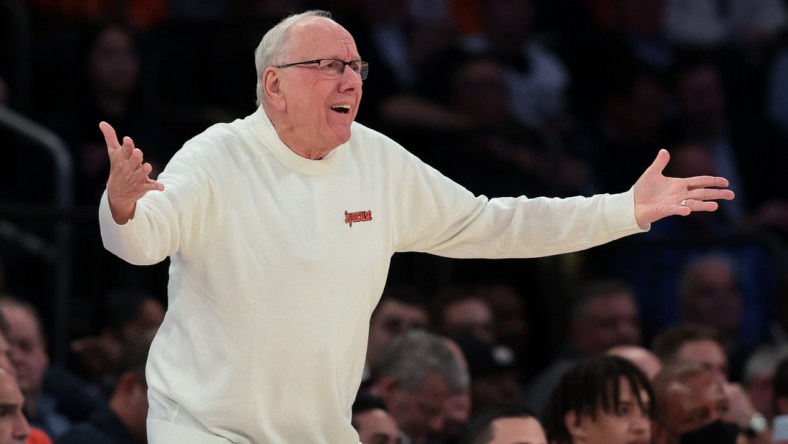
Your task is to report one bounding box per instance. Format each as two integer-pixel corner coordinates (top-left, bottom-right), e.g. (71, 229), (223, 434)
(332, 127), (352, 145)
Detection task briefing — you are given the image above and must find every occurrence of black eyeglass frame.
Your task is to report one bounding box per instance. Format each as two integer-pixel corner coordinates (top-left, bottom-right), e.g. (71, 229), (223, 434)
(273, 58), (369, 80)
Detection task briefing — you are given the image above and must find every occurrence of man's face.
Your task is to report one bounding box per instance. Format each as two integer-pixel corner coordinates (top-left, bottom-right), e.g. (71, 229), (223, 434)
(271, 17), (363, 153)
(0, 306), (48, 397)
(570, 377), (651, 444)
(488, 417), (547, 444)
(367, 300), (428, 366)
(573, 293), (641, 355)
(0, 335), (16, 380)
(385, 371), (451, 443)
(680, 262), (741, 336)
(0, 371), (29, 444)
(472, 371), (524, 412)
(676, 340), (729, 383)
(354, 408), (401, 444)
(442, 297), (495, 344)
(659, 372), (729, 436)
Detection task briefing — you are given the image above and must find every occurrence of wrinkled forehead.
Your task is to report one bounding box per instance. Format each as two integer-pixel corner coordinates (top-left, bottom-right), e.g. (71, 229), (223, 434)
(285, 16), (358, 60)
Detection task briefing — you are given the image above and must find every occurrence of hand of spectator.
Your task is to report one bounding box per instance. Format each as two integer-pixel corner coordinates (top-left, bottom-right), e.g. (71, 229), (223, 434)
(633, 149), (735, 228)
(724, 382), (772, 444)
(99, 121), (164, 224)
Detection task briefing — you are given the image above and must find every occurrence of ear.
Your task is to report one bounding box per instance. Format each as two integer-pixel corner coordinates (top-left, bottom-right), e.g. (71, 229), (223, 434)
(565, 410), (587, 442)
(263, 68), (286, 111)
(375, 377), (400, 405)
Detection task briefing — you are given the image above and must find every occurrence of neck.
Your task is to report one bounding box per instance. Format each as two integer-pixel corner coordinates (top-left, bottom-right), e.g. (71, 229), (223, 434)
(263, 105), (336, 160)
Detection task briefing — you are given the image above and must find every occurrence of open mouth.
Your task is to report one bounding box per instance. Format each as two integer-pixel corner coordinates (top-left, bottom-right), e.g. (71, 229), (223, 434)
(330, 105), (351, 114)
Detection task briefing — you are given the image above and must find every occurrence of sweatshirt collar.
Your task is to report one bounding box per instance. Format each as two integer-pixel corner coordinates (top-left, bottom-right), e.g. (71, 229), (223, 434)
(250, 107), (347, 176)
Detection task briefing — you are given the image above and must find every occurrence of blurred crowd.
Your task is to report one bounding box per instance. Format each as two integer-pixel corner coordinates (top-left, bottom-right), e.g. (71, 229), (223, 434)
(1, 0), (788, 442)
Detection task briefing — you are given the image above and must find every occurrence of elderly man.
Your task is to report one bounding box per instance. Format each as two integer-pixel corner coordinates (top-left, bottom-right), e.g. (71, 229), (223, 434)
(97, 9), (734, 443)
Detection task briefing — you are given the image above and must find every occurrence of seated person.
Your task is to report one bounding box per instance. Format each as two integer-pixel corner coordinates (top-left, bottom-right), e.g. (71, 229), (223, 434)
(0, 367), (31, 444)
(368, 330), (469, 444)
(650, 361), (763, 444)
(459, 403), (547, 444)
(56, 329), (156, 444)
(542, 355), (653, 444)
(652, 323), (766, 436)
(351, 394), (401, 444)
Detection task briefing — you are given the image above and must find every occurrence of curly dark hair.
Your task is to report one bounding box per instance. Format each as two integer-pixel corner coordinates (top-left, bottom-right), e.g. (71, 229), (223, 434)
(542, 354), (654, 444)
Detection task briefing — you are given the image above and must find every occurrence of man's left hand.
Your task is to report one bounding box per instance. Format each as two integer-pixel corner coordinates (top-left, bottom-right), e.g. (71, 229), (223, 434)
(633, 149), (735, 228)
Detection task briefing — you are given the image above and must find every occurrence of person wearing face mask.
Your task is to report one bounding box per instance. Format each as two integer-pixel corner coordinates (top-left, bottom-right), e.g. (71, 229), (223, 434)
(651, 360), (767, 444)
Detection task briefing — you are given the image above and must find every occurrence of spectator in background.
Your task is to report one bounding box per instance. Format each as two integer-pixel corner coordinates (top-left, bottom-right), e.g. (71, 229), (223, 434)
(364, 282), (430, 388)
(524, 279), (641, 414)
(69, 290), (164, 397)
(0, 312), (50, 444)
(542, 355), (653, 444)
(351, 394), (402, 444)
(441, 336), (473, 444)
(676, 254), (744, 355)
(606, 345), (662, 380)
(454, 333), (523, 415)
(650, 361), (766, 444)
(459, 403), (547, 444)
(653, 323), (731, 383)
(652, 323), (766, 437)
(0, 297), (102, 439)
(773, 356), (788, 443)
(336, 0), (460, 129)
(43, 20), (173, 206)
(447, 56), (592, 198)
(611, 150), (779, 351)
(433, 285), (496, 345)
(474, 283), (528, 354)
(56, 329), (155, 444)
(40, 20), (174, 316)
(568, 60), (670, 195)
(742, 344), (788, 422)
(0, 367), (31, 444)
(663, 0), (786, 49)
(369, 330), (469, 444)
(459, 0), (569, 131)
(666, 52), (788, 231)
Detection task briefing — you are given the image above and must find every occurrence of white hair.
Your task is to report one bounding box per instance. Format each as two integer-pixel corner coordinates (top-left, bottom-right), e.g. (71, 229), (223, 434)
(253, 10), (333, 106)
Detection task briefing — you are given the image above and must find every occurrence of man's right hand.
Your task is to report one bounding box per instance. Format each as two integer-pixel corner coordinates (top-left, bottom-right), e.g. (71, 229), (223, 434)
(99, 121), (164, 224)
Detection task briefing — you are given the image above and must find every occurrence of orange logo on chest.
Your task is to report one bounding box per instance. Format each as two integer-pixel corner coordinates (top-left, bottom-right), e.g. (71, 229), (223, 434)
(344, 210), (372, 227)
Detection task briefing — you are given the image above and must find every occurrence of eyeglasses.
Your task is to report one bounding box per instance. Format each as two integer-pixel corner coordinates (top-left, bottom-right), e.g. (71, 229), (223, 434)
(274, 58), (369, 80)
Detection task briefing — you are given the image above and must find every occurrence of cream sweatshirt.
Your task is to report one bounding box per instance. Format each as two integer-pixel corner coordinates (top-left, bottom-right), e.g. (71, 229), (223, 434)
(99, 107), (645, 443)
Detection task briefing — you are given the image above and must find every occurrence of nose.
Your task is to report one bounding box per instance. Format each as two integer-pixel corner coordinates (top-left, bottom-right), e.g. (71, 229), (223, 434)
(339, 66), (362, 91)
(13, 411), (30, 441)
(630, 412), (650, 436)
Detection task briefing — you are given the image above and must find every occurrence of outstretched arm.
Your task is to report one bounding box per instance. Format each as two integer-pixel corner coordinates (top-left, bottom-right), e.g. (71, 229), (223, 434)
(633, 149), (735, 227)
(99, 121), (164, 224)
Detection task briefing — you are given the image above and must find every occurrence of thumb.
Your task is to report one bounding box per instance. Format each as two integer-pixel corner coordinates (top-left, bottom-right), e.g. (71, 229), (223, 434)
(645, 148), (670, 177)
